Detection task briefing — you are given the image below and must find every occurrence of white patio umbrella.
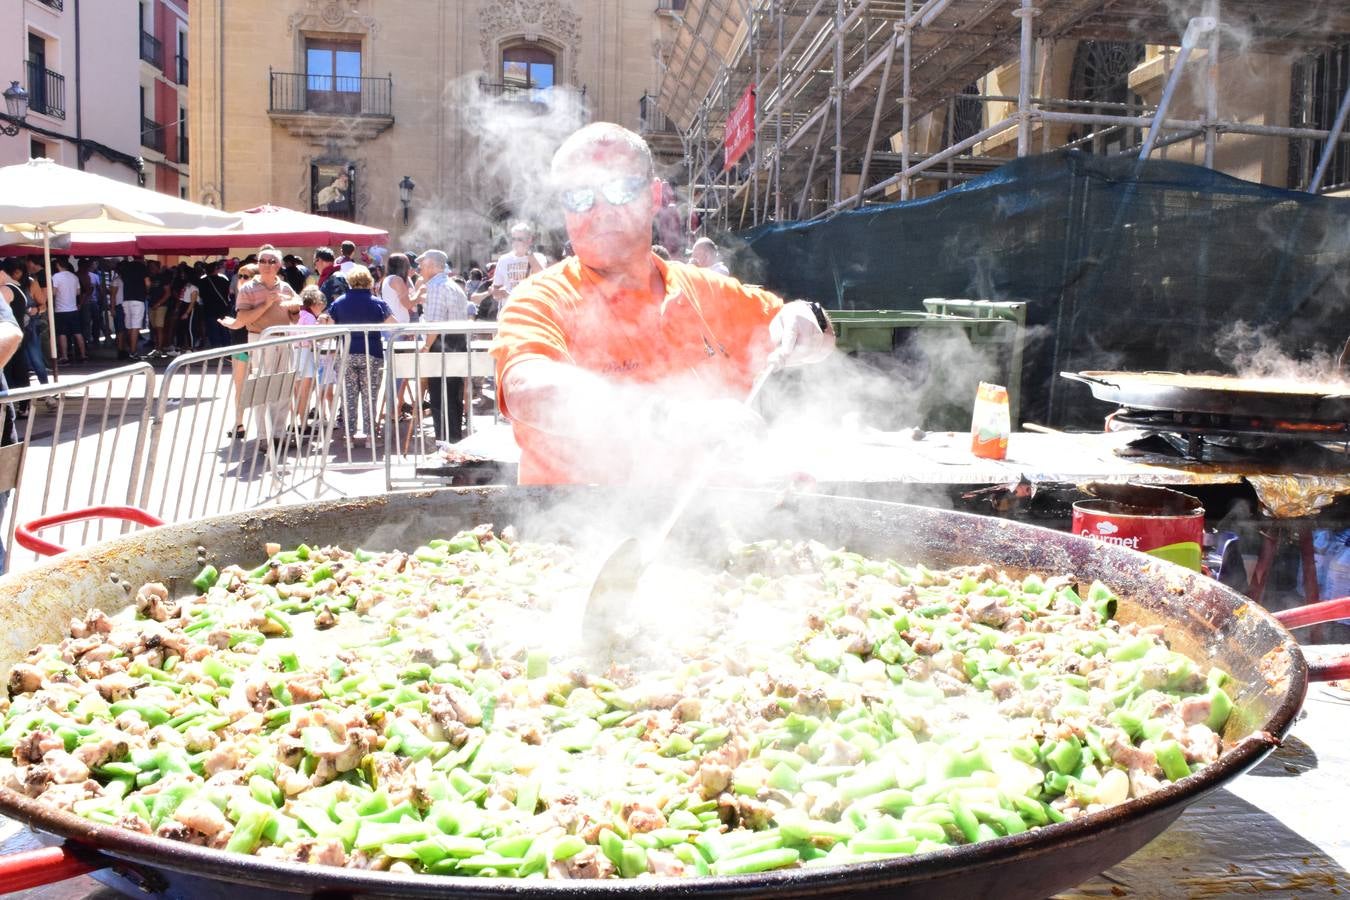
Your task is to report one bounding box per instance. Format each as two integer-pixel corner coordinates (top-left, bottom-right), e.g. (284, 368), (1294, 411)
(0, 158), (241, 363)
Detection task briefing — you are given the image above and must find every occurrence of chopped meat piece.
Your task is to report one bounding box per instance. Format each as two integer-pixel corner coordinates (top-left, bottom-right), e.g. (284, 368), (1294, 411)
(427, 684), (482, 729)
(39, 750), (89, 782)
(14, 729), (64, 766)
(549, 846), (616, 879)
(136, 583), (176, 622)
(116, 813), (153, 834)
(69, 609), (113, 639)
(72, 736), (126, 769)
(202, 745), (239, 776)
(986, 677), (1016, 700)
(1128, 768), (1164, 799)
(93, 671), (139, 703)
(8, 663), (44, 696)
(17, 765), (52, 797)
(1179, 694), (1213, 727)
(173, 797), (230, 838)
(646, 849), (686, 877)
(314, 608), (338, 630)
(695, 762), (733, 799)
(286, 675), (325, 704)
(1182, 723), (1221, 763)
(34, 779), (100, 809)
(623, 801), (666, 833)
(1103, 729), (1161, 776)
(967, 595), (1014, 628)
(275, 563), (308, 584)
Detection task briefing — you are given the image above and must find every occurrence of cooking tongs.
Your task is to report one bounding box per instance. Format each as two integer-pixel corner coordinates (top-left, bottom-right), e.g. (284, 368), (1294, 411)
(581, 358), (783, 660)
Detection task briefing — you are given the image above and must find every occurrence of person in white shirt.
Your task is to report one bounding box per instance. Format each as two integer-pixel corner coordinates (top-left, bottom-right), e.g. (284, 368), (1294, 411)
(380, 253), (415, 324)
(689, 236), (731, 276)
(491, 222), (546, 310)
(51, 259), (85, 364)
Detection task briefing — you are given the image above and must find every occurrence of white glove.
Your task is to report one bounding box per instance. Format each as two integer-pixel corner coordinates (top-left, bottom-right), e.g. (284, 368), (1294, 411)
(768, 301), (835, 367)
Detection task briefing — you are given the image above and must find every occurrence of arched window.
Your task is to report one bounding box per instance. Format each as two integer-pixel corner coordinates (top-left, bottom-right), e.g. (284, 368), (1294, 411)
(502, 44), (556, 90)
(1068, 41), (1145, 155)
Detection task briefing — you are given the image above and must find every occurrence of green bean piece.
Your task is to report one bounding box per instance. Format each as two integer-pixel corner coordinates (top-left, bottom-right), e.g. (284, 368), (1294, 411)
(226, 808), (274, 854)
(192, 565), (219, 593)
(710, 848), (800, 876)
(1153, 740), (1191, 782)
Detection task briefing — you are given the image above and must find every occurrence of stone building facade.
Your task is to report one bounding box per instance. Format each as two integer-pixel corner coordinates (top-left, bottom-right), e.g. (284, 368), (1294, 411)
(0, 0), (146, 187)
(188, 0), (682, 264)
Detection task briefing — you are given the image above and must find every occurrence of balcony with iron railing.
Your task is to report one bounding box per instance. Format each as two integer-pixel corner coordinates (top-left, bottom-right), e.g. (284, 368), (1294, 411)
(34, 0), (63, 11)
(140, 31), (162, 69)
(267, 70), (394, 139)
(25, 60), (65, 119)
(141, 117), (164, 153)
(639, 93), (678, 134)
(175, 54), (188, 86)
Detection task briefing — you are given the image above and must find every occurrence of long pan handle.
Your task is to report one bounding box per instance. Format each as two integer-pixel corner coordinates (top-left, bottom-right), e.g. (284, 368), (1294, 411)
(0, 845), (99, 892)
(1273, 596), (1350, 630)
(15, 506), (165, 557)
(1059, 371), (1110, 387)
(1273, 597), (1350, 683)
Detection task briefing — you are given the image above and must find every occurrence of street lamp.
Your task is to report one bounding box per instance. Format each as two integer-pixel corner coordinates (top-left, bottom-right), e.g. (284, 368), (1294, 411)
(1, 81), (29, 137)
(398, 175), (415, 224)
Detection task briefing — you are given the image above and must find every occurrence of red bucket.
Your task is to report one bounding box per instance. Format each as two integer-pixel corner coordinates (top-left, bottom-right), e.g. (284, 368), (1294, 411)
(1072, 484), (1205, 571)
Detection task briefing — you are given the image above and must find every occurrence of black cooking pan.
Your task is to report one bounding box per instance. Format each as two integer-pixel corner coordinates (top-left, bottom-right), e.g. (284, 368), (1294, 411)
(0, 487), (1344, 899)
(1062, 370), (1350, 422)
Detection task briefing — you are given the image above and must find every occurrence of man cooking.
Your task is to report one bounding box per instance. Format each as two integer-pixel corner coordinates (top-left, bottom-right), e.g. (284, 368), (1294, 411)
(491, 122), (833, 485)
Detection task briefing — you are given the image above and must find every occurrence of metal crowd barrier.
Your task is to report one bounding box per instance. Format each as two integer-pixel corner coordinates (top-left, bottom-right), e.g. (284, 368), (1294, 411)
(0, 322), (503, 572)
(138, 329), (352, 523)
(0, 363), (156, 573)
(262, 321), (499, 490)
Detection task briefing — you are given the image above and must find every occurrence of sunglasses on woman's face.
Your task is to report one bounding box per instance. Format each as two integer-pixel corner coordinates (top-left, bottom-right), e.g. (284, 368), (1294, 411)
(558, 175), (650, 214)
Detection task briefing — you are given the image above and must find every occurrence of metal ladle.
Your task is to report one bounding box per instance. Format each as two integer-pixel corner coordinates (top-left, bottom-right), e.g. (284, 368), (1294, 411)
(581, 358), (783, 659)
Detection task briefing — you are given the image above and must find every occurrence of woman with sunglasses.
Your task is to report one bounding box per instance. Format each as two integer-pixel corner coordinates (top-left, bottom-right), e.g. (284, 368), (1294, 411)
(490, 122), (834, 485)
(220, 246), (302, 451)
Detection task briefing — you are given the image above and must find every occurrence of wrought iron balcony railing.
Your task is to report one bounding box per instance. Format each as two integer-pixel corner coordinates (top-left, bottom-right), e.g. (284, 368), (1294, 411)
(141, 116), (165, 153)
(25, 61), (65, 119)
(268, 70), (393, 118)
(140, 31), (162, 69)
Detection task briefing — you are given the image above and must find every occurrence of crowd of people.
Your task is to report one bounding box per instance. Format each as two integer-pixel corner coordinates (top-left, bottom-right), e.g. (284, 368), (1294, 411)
(0, 237), (523, 445)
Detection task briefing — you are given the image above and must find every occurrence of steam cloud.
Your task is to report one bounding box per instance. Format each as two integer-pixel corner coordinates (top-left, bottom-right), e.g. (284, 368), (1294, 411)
(399, 76), (589, 258)
(1216, 322), (1348, 385)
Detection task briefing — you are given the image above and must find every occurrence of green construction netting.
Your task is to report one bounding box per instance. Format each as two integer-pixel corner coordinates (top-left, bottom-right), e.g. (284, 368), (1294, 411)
(733, 150), (1350, 427)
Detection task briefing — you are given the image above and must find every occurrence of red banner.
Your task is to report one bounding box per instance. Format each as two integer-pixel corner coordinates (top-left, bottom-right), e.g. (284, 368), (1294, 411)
(723, 85), (756, 172)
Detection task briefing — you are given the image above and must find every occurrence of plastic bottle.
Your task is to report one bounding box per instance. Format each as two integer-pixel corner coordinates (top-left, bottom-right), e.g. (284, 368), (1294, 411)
(971, 382), (1010, 460)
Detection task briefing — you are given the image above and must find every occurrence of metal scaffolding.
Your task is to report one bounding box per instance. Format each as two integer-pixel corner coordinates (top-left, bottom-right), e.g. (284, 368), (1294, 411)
(653, 0), (1350, 233)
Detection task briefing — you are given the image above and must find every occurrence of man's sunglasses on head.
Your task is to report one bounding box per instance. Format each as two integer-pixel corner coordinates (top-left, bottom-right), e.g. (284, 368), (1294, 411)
(559, 175), (649, 214)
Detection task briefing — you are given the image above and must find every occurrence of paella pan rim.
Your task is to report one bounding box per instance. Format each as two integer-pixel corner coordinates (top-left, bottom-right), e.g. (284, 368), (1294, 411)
(0, 486), (1310, 896)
